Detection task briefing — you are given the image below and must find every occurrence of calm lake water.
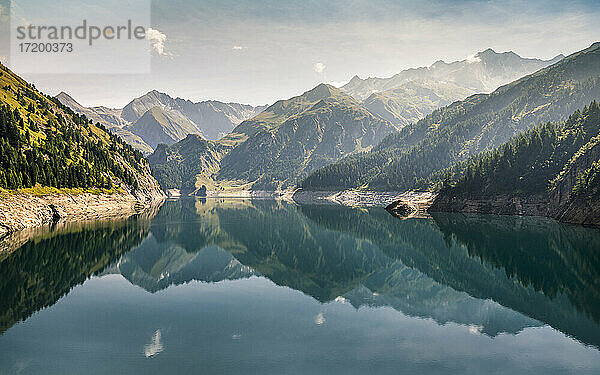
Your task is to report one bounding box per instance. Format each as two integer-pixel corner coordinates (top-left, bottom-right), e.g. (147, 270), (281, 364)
(1, 198), (599, 374)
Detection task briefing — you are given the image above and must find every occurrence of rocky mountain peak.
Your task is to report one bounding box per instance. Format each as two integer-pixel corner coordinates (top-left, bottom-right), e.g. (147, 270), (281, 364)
(303, 83), (337, 102)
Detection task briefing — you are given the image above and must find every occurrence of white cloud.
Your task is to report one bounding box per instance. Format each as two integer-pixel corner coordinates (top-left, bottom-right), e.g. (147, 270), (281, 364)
(313, 62), (326, 74)
(314, 312), (325, 325)
(468, 324), (483, 335)
(146, 28), (171, 56)
(326, 80), (349, 87)
(232, 46), (247, 50)
(466, 54), (481, 64)
(144, 329), (164, 358)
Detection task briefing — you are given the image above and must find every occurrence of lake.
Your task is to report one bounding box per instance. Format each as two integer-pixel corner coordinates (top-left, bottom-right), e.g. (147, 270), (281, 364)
(1, 198), (599, 374)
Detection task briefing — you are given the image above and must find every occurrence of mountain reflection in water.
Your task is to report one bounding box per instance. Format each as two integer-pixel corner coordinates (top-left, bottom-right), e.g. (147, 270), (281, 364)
(1, 198), (599, 374)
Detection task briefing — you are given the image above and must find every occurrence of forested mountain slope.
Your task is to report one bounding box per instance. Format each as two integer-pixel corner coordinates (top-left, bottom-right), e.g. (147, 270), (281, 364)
(149, 84), (399, 192)
(430, 102), (600, 226)
(147, 133), (245, 193)
(0, 63), (161, 198)
(301, 42), (600, 191)
(217, 84), (399, 189)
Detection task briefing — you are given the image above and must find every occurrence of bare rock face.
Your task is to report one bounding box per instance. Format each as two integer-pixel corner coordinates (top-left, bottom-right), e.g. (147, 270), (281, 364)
(385, 193), (435, 219)
(0, 195), (59, 236)
(429, 190), (600, 227)
(554, 197), (600, 227)
(385, 201), (416, 218)
(165, 189), (181, 198)
(48, 204), (62, 223)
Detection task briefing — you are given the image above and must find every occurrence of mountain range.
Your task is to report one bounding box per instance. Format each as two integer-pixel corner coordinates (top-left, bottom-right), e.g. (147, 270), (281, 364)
(56, 91), (267, 153)
(147, 47), (576, 194)
(301, 42), (600, 195)
(343, 49), (564, 101)
(341, 49), (564, 127)
(150, 84), (399, 192)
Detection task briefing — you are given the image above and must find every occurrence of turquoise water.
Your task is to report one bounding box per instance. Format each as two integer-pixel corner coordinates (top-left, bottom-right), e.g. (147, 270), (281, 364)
(1, 199), (599, 374)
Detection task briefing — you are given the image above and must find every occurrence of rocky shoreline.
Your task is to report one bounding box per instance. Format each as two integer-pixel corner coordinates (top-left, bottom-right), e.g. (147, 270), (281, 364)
(428, 194), (550, 217)
(291, 190), (435, 208)
(163, 188), (436, 209)
(428, 193), (600, 227)
(0, 192), (164, 238)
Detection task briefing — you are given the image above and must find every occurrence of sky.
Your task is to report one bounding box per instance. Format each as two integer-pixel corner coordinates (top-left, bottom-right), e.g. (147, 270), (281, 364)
(0, 0), (599, 108)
